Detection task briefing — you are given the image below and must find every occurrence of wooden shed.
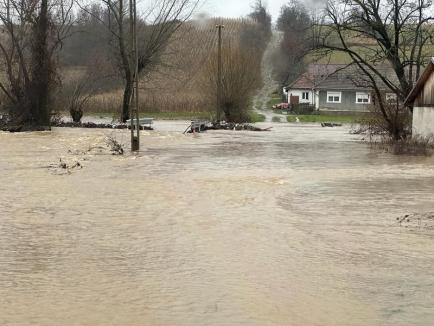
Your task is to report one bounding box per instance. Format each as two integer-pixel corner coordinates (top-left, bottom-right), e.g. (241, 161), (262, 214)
(405, 58), (434, 137)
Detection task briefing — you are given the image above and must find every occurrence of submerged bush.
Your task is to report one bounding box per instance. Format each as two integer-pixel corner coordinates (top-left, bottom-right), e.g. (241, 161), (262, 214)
(371, 135), (434, 156)
(357, 102), (412, 140)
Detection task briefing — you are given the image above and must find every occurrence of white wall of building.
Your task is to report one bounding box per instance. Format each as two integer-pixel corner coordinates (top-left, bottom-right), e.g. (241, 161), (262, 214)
(413, 107), (434, 138)
(286, 89), (314, 105)
(314, 90), (320, 110)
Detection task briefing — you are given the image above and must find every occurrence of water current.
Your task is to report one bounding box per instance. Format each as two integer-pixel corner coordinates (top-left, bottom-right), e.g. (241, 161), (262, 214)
(1, 122), (434, 325)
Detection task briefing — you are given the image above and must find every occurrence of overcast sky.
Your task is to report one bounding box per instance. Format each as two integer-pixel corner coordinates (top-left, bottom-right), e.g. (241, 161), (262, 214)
(199, 0), (324, 22)
(200, 0), (286, 21)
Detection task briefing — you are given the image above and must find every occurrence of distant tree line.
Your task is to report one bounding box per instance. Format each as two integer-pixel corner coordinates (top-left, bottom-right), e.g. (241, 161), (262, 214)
(272, 1), (312, 88)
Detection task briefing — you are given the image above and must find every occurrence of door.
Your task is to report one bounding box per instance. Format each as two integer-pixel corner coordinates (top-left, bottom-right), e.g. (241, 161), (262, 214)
(290, 95), (299, 105)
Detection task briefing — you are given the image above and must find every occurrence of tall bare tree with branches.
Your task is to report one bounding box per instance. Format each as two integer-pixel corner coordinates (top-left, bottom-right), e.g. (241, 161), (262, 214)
(92, 0), (199, 122)
(0, 0), (74, 128)
(314, 0), (434, 140)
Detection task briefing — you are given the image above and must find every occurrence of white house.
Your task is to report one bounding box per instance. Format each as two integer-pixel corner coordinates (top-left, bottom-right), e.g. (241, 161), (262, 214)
(405, 57), (434, 138)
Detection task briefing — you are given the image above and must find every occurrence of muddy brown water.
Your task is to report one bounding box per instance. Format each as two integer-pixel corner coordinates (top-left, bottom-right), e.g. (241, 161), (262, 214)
(1, 122), (434, 325)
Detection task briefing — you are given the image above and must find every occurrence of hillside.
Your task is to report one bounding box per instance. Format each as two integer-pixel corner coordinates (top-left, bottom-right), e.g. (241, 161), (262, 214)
(58, 18), (265, 119)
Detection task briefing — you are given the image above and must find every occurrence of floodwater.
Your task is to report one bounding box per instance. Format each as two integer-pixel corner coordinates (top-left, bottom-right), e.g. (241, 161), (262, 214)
(1, 122), (434, 326)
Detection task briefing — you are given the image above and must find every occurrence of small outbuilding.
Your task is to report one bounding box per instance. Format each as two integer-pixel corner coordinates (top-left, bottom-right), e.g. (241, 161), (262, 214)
(405, 58), (434, 138)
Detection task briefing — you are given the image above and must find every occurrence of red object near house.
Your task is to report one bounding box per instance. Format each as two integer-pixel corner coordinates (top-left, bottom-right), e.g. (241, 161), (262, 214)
(272, 103), (289, 110)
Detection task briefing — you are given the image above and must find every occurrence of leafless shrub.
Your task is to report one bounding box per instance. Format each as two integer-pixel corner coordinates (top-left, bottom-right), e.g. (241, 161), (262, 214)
(65, 70), (100, 123)
(356, 102), (411, 139)
(105, 136), (124, 155)
(370, 135), (434, 156)
(53, 58), (116, 122)
(201, 44), (262, 123)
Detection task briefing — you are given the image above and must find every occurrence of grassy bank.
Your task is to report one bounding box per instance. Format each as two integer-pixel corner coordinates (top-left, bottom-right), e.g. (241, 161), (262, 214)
(80, 110), (266, 123)
(266, 94), (282, 109)
(140, 112), (212, 120)
(81, 111), (212, 121)
(287, 113), (365, 124)
(249, 112), (266, 123)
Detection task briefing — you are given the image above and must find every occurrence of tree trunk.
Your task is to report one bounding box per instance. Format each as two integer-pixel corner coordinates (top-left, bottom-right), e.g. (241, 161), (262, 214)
(121, 75), (133, 122)
(28, 0), (51, 126)
(116, 3), (132, 123)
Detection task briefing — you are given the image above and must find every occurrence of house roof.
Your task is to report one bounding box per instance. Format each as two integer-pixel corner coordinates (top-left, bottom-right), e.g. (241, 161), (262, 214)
(404, 57), (434, 105)
(316, 67), (370, 90)
(288, 72), (314, 89)
(288, 63), (397, 92)
(288, 64), (347, 90)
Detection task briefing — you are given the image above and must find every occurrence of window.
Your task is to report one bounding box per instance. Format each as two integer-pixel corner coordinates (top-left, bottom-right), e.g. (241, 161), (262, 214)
(302, 92), (309, 100)
(356, 92), (370, 104)
(327, 92), (341, 103)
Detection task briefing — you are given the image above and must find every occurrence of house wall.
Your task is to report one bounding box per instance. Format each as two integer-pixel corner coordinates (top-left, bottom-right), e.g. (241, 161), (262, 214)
(318, 90), (371, 112)
(287, 89), (314, 105)
(413, 107), (434, 138)
(415, 70), (434, 106)
(412, 70), (434, 138)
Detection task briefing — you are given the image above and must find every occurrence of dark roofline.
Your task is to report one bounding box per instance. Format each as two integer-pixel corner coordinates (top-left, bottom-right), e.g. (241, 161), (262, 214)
(287, 86), (313, 90)
(315, 86), (371, 91)
(405, 57), (434, 105)
(287, 86), (376, 91)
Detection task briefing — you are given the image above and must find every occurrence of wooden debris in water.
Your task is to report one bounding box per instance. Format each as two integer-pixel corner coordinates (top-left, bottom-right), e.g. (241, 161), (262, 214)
(397, 213), (434, 230)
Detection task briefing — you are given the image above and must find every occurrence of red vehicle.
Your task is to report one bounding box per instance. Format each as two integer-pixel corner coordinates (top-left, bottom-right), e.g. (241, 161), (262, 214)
(272, 103), (289, 110)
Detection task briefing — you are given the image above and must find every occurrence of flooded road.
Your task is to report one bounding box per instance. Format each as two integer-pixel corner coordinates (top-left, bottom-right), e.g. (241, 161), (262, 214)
(1, 122), (434, 325)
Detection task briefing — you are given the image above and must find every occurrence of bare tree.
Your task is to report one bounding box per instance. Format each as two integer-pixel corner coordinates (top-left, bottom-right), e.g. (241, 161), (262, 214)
(0, 0), (74, 128)
(92, 0), (199, 122)
(202, 43), (262, 123)
(313, 0), (434, 140)
(246, 0), (272, 46)
(274, 0), (312, 87)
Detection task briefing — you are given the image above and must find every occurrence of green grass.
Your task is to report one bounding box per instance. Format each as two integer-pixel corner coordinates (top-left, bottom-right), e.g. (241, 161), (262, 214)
(266, 95), (283, 109)
(272, 116), (282, 123)
(287, 113), (364, 123)
(249, 112), (266, 123)
(140, 111), (212, 120)
(83, 111), (212, 120)
(84, 110), (266, 123)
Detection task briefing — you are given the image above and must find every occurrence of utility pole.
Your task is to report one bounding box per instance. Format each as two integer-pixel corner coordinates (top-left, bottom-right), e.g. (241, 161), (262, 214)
(216, 24), (224, 122)
(129, 0), (140, 151)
